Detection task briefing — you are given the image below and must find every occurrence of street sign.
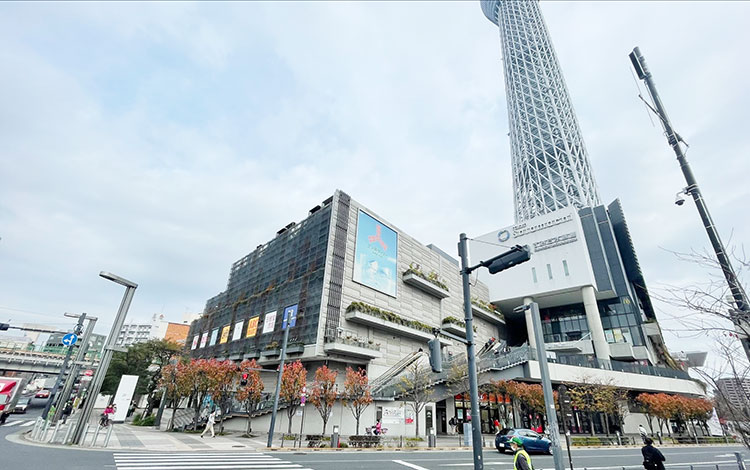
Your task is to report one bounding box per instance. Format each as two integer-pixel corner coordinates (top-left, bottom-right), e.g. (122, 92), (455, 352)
(282, 304), (298, 330)
(62, 333), (78, 346)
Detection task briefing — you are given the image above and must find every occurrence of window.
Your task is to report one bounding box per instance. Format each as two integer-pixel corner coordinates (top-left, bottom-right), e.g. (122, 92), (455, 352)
(546, 264), (553, 280)
(532, 267), (538, 283)
(562, 259), (570, 276)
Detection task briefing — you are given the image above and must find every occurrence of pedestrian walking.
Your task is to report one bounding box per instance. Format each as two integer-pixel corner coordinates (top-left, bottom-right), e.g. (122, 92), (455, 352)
(639, 424), (649, 443)
(509, 436), (532, 470)
(449, 416), (457, 433)
(61, 401), (73, 424)
(201, 409), (217, 438)
(493, 418), (501, 434)
(641, 437), (665, 470)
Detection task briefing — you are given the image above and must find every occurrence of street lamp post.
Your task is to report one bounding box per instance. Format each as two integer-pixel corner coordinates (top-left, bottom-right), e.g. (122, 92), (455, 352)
(72, 271), (137, 445)
(630, 46), (750, 360)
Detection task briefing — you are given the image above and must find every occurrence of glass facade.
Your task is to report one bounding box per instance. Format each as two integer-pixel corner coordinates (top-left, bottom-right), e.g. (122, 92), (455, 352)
(541, 304), (590, 343)
(188, 201), (333, 359)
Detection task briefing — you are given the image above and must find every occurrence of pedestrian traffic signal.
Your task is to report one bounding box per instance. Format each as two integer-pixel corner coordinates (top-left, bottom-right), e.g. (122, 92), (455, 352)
(428, 337), (442, 373)
(240, 373), (248, 386)
(0, 323), (8, 331)
(487, 245), (531, 274)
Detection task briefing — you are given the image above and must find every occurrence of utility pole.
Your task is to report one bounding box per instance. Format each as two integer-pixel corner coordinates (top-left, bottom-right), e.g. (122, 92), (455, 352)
(42, 314), (86, 420)
(630, 46), (750, 360)
(53, 313), (98, 423)
(457, 235), (531, 470)
(516, 302), (564, 470)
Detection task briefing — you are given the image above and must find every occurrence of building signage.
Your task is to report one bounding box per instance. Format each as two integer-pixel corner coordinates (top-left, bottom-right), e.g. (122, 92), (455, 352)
(382, 406), (404, 424)
(263, 311), (277, 334)
(219, 325), (231, 344)
(353, 210), (398, 297)
(532, 232), (577, 252)
(499, 213), (573, 241)
(199, 332), (208, 348)
(232, 321), (244, 341)
(190, 336), (199, 350)
(209, 328), (219, 346)
(246, 317), (259, 338)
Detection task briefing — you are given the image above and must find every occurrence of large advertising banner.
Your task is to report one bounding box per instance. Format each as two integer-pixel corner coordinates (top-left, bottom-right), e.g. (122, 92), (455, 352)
(353, 210), (398, 297)
(199, 332), (208, 348)
(219, 325), (230, 344)
(190, 336), (199, 350)
(111, 375), (139, 423)
(232, 321), (244, 342)
(246, 317), (259, 338)
(209, 328), (219, 346)
(263, 311), (277, 334)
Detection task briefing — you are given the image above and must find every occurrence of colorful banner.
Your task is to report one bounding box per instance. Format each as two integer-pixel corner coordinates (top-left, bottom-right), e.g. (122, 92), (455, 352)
(220, 325), (230, 344)
(209, 328), (219, 346)
(232, 321), (244, 342)
(353, 210), (398, 297)
(246, 317), (259, 337)
(263, 311), (277, 334)
(199, 332), (208, 348)
(190, 336), (199, 350)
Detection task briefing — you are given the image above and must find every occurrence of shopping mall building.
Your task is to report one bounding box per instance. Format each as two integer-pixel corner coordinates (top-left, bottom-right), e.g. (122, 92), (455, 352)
(186, 190), (704, 437)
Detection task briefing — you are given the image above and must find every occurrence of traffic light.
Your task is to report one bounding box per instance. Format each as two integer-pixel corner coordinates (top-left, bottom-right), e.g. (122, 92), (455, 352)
(0, 323), (8, 331)
(428, 337), (442, 373)
(487, 245), (531, 274)
(240, 373), (248, 386)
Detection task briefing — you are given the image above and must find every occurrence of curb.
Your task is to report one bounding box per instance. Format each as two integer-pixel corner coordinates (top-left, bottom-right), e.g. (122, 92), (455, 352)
(6, 429), (118, 453)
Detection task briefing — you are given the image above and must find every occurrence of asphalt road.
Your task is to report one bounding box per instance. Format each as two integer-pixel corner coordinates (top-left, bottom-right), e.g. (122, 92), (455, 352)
(1, 403), (747, 470)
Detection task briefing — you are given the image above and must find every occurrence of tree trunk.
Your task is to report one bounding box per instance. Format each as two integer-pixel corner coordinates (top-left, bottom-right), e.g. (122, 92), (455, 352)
(246, 412), (252, 436)
(666, 419), (672, 437)
(604, 414), (611, 435)
(355, 416), (360, 435)
(322, 415), (328, 435)
(415, 409), (420, 437)
(646, 415), (654, 434)
(287, 408), (294, 434)
(588, 413), (595, 436)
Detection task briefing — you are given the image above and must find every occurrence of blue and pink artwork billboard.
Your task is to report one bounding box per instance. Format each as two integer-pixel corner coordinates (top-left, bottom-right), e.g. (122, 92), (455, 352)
(353, 210), (398, 297)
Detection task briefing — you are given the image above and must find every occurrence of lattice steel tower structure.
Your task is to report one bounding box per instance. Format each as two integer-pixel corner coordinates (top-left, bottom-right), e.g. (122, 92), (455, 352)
(481, 0), (601, 222)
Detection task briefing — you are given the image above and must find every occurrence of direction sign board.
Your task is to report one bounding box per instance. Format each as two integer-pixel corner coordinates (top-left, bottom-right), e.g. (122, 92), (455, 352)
(282, 304), (298, 330)
(62, 333), (78, 346)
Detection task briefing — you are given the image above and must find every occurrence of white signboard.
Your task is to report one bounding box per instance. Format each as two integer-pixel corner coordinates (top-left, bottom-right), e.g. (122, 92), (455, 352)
(191, 336), (199, 350)
(232, 321), (244, 342)
(199, 332), (208, 348)
(263, 311), (277, 334)
(112, 375), (139, 423)
(382, 406), (404, 424)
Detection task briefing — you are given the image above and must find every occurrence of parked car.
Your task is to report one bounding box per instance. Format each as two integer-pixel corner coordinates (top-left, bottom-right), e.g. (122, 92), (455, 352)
(13, 397), (30, 413)
(495, 428), (552, 454)
(35, 389), (50, 399)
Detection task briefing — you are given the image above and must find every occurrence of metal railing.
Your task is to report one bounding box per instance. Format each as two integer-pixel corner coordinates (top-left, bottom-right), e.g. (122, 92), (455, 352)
(323, 327), (381, 352)
(535, 349), (692, 380)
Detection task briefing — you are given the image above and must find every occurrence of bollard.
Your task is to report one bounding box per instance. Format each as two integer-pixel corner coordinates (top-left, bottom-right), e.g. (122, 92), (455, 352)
(49, 424), (60, 443)
(31, 419), (42, 440)
(694, 433), (699, 445)
(331, 425), (340, 449)
(616, 431), (622, 446)
(41, 420), (51, 442)
(91, 425), (102, 447)
(428, 428), (436, 448)
(63, 422), (74, 445)
(736, 452), (747, 470)
(103, 425), (114, 448)
(79, 423), (89, 446)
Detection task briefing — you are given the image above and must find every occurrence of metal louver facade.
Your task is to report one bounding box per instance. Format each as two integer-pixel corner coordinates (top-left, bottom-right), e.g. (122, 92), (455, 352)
(482, 0), (601, 222)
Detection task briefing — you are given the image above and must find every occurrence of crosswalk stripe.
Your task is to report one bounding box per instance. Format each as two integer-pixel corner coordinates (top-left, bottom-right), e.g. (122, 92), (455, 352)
(21, 420), (35, 427)
(3, 420), (22, 426)
(113, 453), (315, 470)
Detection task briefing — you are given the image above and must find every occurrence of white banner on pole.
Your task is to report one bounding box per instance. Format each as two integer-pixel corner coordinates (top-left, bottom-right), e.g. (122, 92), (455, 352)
(112, 375), (139, 423)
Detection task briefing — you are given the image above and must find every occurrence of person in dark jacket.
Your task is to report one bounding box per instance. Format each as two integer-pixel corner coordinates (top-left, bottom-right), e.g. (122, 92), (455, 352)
(641, 437), (665, 470)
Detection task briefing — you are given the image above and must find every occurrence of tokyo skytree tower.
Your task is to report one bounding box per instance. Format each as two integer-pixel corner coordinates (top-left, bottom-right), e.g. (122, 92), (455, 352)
(481, 0), (601, 222)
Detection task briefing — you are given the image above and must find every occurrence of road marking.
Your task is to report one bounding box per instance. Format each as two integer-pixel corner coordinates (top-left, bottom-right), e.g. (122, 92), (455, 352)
(21, 420), (35, 427)
(3, 420), (23, 426)
(394, 460), (431, 470)
(113, 453), (314, 470)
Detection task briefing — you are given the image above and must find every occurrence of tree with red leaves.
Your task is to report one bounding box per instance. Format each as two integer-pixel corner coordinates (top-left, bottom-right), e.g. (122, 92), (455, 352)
(280, 360), (307, 433)
(342, 367), (372, 435)
(235, 359), (264, 436)
(310, 365), (338, 434)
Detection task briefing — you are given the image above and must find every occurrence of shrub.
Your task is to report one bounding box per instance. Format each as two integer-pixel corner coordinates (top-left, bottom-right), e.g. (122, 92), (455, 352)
(282, 434), (296, 440)
(132, 413), (143, 425)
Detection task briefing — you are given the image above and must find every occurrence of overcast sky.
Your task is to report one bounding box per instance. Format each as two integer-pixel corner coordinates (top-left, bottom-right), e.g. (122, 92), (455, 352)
(1, 1), (748, 359)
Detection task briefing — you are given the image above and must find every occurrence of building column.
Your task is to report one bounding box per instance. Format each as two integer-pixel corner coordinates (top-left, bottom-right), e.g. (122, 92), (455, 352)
(523, 297), (536, 348)
(581, 286), (610, 360)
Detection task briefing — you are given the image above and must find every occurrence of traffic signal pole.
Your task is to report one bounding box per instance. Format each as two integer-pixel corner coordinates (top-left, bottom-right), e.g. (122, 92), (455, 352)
(53, 315), (97, 423)
(42, 313), (86, 421)
(458, 234), (485, 470)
